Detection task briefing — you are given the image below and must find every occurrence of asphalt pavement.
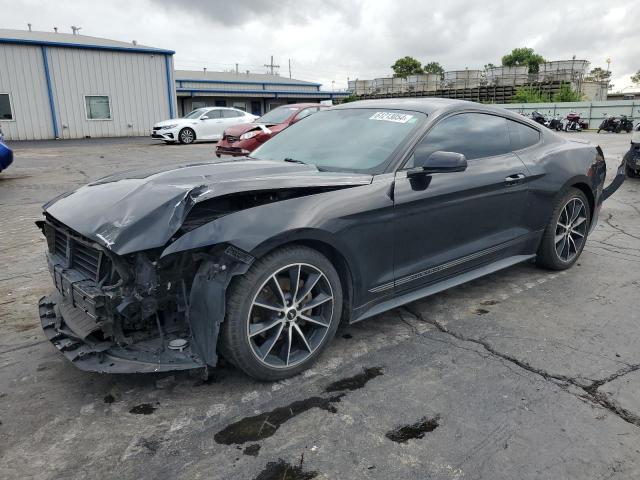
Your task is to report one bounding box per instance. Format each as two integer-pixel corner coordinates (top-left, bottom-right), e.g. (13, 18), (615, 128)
(0, 132), (638, 479)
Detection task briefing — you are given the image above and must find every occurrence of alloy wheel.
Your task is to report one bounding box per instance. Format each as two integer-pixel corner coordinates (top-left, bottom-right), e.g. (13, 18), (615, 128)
(555, 197), (587, 262)
(180, 129), (194, 144)
(246, 263), (334, 369)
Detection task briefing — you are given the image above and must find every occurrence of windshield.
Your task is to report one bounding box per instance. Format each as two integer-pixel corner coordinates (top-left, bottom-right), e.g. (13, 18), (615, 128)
(255, 106), (299, 125)
(184, 108), (208, 119)
(251, 109), (426, 173)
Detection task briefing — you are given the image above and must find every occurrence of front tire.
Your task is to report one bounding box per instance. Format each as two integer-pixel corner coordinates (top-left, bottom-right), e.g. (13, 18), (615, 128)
(536, 188), (590, 270)
(220, 245), (343, 381)
(179, 127), (196, 144)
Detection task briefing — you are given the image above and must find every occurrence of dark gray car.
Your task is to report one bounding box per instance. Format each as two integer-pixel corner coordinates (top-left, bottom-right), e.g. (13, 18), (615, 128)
(37, 99), (624, 380)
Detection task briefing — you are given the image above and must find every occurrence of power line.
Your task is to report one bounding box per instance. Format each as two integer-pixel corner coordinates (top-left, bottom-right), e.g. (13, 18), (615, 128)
(264, 55), (280, 75)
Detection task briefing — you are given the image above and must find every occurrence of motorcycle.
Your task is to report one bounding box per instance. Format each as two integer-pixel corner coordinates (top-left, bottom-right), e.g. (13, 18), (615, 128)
(545, 114), (564, 131)
(619, 115), (634, 133)
(564, 112), (587, 132)
(530, 111), (546, 125)
(624, 123), (640, 177)
(598, 114), (622, 133)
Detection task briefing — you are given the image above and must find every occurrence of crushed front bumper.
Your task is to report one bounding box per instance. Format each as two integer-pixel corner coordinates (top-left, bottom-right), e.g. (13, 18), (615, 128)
(215, 145), (251, 157)
(39, 292), (205, 373)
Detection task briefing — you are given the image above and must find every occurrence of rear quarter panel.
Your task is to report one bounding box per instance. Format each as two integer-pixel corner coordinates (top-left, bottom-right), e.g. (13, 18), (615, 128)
(515, 133), (605, 231)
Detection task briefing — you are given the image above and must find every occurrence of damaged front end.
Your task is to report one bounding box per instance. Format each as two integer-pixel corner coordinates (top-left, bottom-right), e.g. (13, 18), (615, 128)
(37, 214), (253, 373)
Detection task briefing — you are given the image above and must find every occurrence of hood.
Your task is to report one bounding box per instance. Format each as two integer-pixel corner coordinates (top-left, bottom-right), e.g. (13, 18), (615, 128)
(154, 118), (193, 128)
(43, 159), (372, 255)
(225, 122), (286, 137)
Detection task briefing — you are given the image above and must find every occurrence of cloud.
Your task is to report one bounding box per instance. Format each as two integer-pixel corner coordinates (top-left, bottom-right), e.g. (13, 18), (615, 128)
(155, 0), (365, 27)
(0, 0), (637, 90)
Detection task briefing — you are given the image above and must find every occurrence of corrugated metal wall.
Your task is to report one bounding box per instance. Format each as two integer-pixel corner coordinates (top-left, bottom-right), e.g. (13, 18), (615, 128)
(495, 100), (640, 129)
(0, 44), (53, 140)
(178, 81), (318, 93)
(46, 47), (173, 139)
(0, 43), (176, 140)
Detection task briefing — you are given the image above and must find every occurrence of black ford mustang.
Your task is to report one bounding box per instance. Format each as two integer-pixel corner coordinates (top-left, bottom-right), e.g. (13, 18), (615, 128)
(37, 99), (624, 380)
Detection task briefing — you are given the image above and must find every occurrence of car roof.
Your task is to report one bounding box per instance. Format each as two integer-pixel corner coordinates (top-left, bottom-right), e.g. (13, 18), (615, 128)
(331, 97), (543, 128)
(271, 103), (325, 109)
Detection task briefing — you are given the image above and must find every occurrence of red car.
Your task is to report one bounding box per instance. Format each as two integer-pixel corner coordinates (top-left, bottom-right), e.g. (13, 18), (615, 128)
(215, 103), (327, 157)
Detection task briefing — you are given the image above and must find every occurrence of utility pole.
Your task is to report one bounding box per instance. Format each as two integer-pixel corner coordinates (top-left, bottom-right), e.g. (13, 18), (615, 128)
(235, 63), (239, 74)
(288, 59), (292, 79)
(264, 55), (280, 75)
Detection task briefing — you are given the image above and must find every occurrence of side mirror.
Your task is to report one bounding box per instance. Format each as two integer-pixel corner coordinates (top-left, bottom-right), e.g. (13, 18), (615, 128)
(200, 116), (209, 121)
(411, 149), (467, 175)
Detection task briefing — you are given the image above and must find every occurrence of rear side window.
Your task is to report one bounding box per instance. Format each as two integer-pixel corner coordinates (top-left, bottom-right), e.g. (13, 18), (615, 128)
(414, 113), (510, 161)
(222, 110), (243, 118)
(508, 120), (540, 151)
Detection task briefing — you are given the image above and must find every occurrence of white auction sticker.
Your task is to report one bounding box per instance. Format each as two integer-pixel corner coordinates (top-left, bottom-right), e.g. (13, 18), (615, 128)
(369, 111), (414, 123)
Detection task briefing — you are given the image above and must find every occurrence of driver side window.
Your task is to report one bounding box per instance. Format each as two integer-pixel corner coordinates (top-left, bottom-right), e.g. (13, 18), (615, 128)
(406, 113), (510, 167)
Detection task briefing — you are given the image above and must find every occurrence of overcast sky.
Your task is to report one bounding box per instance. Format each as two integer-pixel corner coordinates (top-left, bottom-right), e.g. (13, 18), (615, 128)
(1, 0), (637, 91)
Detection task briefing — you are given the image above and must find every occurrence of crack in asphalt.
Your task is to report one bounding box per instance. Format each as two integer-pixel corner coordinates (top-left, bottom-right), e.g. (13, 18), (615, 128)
(604, 213), (640, 242)
(400, 305), (640, 428)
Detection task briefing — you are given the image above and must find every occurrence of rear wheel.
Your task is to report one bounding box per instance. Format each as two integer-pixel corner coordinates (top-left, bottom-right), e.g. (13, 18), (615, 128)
(536, 188), (590, 270)
(179, 127), (195, 144)
(220, 245), (343, 380)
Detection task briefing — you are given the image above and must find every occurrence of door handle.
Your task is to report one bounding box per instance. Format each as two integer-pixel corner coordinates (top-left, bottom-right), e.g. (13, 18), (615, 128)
(505, 173), (526, 185)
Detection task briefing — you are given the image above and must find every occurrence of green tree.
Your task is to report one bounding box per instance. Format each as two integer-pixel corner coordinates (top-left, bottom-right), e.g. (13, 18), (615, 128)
(391, 56), (423, 78)
(512, 86), (550, 103)
(423, 61), (445, 78)
(552, 83), (583, 102)
(484, 63), (496, 70)
(631, 70), (640, 86)
(585, 67), (612, 82)
(501, 47), (545, 73)
(339, 95), (360, 103)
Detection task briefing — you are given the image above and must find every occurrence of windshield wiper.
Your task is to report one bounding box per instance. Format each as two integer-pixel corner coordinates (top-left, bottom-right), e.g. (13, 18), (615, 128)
(283, 158), (307, 165)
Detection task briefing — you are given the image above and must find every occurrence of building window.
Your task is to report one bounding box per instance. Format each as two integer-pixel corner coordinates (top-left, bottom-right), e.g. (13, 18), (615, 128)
(0, 94), (13, 120)
(84, 95), (111, 120)
(232, 101), (247, 111)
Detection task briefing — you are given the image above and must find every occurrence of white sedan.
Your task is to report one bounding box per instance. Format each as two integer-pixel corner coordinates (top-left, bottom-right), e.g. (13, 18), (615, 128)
(152, 107), (257, 144)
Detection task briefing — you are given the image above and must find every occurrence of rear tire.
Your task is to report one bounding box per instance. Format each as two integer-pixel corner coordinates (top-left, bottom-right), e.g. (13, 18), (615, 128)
(179, 128), (196, 144)
(536, 188), (590, 270)
(220, 245), (343, 381)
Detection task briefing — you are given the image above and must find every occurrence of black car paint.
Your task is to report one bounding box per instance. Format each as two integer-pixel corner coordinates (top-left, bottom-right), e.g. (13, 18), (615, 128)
(38, 98), (621, 374)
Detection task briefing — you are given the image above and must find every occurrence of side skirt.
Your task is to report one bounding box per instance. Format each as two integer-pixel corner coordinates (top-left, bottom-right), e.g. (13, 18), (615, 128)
(351, 254), (535, 323)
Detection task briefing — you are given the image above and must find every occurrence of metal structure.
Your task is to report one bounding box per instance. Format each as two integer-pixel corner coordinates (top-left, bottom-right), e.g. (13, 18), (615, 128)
(406, 74), (441, 93)
(175, 70), (346, 116)
(537, 60), (589, 82)
(485, 66), (529, 86)
(352, 80), (572, 104)
(347, 59), (595, 104)
(347, 79), (373, 95)
(0, 28), (177, 141)
(443, 70), (482, 89)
